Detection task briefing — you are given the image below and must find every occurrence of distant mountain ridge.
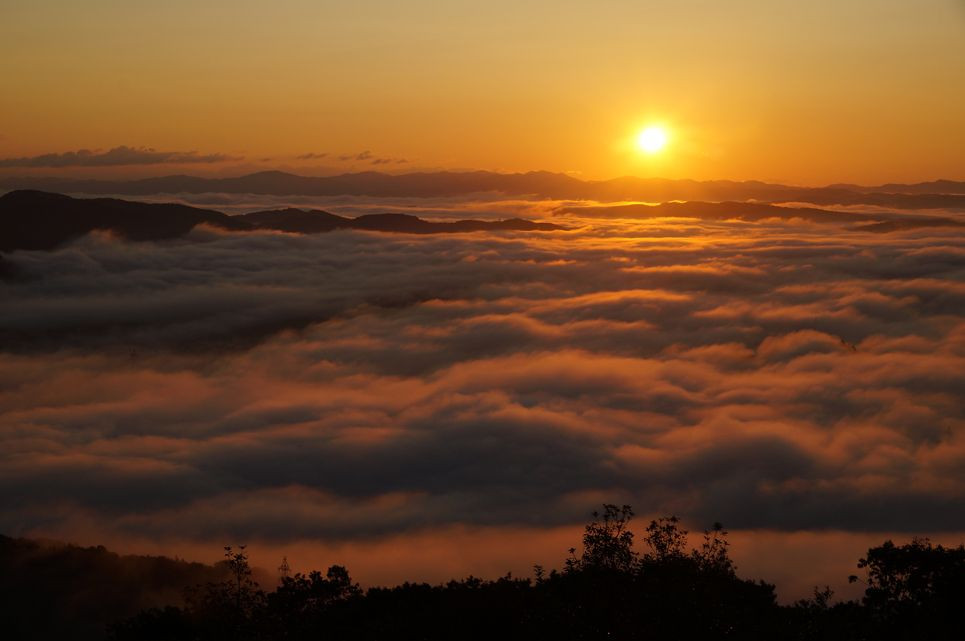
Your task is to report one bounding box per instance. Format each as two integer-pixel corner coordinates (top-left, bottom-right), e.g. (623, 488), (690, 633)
(2, 171), (964, 209)
(0, 191), (562, 252)
(558, 200), (873, 222)
(557, 200), (965, 232)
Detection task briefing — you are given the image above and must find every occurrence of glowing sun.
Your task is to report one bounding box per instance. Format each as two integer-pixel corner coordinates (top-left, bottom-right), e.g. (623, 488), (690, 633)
(636, 126), (669, 154)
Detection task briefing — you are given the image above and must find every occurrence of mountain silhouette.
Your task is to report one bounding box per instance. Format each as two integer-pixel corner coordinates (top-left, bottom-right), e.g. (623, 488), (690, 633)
(557, 200), (965, 232)
(0, 190), (246, 251)
(236, 207), (348, 232)
(557, 200), (873, 222)
(851, 217), (965, 233)
(3, 171), (964, 209)
(237, 208), (561, 234)
(0, 191), (562, 252)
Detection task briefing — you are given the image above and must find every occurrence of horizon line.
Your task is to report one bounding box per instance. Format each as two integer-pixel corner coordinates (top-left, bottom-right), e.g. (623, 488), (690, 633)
(2, 168), (965, 191)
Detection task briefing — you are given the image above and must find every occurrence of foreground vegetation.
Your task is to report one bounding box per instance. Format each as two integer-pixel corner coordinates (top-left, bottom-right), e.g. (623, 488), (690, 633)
(4, 506), (963, 640)
(107, 506), (964, 641)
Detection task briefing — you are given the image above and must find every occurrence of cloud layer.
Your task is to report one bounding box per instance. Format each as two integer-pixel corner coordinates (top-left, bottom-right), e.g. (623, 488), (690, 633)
(295, 151), (410, 165)
(0, 146), (233, 168)
(1, 205), (964, 590)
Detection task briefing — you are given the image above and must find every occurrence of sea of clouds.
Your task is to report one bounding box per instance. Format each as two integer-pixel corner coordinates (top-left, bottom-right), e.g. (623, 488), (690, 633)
(1, 199), (963, 597)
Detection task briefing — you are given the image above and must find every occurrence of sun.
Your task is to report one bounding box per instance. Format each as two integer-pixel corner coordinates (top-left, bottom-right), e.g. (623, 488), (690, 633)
(636, 126), (669, 154)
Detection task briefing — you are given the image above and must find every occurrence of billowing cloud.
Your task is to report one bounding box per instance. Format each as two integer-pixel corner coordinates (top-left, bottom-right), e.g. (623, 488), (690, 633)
(1, 201), (963, 596)
(0, 146), (234, 168)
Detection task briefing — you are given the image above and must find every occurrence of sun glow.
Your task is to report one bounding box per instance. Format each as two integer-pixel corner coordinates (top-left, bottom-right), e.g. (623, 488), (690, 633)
(636, 126), (669, 154)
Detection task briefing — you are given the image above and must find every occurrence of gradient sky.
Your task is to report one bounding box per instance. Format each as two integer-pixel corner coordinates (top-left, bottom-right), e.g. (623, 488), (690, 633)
(2, 0), (964, 184)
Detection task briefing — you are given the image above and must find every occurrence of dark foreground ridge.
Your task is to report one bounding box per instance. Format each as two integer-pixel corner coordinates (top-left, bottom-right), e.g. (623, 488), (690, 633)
(3, 170), (965, 210)
(0, 191), (562, 252)
(3, 506), (963, 641)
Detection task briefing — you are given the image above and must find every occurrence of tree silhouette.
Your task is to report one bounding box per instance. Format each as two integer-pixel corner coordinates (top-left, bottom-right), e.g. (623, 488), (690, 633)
(181, 545), (265, 640)
(643, 515), (688, 562)
(692, 522), (735, 575)
(573, 503), (638, 572)
(848, 538), (965, 640)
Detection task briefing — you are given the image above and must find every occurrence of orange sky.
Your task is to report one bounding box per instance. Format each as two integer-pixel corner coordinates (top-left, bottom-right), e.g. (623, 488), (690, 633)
(1, 0), (964, 184)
